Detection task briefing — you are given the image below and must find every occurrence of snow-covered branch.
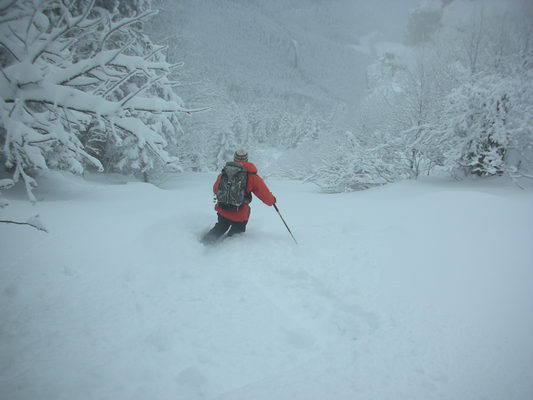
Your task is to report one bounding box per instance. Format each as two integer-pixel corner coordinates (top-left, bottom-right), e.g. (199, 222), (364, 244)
(1, 0), (193, 198)
(98, 9), (157, 52)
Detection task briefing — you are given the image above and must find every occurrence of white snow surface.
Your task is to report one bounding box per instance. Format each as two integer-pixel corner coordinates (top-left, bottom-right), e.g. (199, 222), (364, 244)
(1, 172), (533, 400)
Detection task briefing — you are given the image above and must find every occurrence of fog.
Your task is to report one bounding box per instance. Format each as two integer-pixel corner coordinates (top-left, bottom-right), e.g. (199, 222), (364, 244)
(141, 0), (533, 186)
(147, 0), (421, 108)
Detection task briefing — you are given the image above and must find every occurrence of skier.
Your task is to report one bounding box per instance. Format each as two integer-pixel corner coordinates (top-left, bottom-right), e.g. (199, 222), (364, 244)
(202, 149), (276, 244)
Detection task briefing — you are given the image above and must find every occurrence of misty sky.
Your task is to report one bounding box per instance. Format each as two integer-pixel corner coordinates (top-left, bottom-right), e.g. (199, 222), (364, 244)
(148, 0), (425, 108)
(148, 0), (529, 109)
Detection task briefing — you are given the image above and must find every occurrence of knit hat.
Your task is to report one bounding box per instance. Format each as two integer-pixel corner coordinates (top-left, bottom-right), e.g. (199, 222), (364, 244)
(234, 149), (248, 162)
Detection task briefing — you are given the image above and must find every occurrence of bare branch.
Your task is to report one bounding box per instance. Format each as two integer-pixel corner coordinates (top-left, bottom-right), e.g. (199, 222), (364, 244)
(129, 104), (209, 114)
(0, 219), (48, 233)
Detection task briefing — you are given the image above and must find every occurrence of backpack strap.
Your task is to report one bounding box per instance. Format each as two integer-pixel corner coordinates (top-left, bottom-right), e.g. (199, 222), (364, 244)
(244, 171), (255, 204)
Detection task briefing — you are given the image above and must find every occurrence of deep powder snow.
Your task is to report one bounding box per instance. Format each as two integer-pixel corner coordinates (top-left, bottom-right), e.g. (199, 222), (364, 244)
(1, 172), (532, 400)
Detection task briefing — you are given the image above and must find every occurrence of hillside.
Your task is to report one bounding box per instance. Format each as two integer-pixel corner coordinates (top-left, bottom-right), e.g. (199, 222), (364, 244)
(147, 0), (419, 109)
(1, 172), (532, 399)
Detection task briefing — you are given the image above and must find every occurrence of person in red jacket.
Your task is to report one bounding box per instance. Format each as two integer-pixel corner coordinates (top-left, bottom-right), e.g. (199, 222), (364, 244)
(202, 149), (276, 243)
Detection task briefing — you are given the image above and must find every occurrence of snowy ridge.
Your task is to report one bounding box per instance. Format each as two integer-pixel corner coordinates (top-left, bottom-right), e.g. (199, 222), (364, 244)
(1, 172), (533, 399)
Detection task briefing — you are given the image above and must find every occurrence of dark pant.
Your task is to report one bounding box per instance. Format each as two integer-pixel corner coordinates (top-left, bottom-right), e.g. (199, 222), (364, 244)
(202, 213), (248, 243)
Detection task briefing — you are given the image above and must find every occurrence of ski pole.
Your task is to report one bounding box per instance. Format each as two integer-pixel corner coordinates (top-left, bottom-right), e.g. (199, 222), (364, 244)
(274, 203), (298, 244)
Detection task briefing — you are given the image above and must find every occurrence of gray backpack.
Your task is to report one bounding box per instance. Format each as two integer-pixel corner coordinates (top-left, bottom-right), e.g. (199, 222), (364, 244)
(216, 162), (249, 210)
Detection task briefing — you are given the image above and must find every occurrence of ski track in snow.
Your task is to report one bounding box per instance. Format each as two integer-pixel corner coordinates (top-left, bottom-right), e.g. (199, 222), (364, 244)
(1, 172), (533, 400)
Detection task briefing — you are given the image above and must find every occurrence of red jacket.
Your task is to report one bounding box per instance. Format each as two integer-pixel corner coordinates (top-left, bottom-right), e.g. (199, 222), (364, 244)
(213, 161), (275, 222)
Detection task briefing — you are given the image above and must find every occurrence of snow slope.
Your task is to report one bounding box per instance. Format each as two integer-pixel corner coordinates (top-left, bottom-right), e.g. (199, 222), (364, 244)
(1, 172), (532, 400)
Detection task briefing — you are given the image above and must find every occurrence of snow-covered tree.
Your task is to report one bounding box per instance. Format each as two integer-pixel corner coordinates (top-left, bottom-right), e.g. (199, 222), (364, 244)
(313, 130), (401, 192)
(436, 75), (508, 176)
(404, 0), (444, 46)
(342, 2), (533, 190)
(0, 0), (192, 200)
(354, 51), (429, 181)
(435, 67), (533, 178)
(430, 6), (533, 178)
